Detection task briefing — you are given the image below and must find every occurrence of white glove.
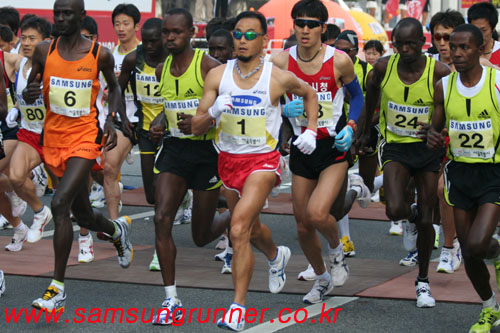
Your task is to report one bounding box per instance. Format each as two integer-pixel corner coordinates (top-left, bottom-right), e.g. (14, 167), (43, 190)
(293, 129), (317, 155)
(6, 107), (19, 128)
(208, 94), (232, 119)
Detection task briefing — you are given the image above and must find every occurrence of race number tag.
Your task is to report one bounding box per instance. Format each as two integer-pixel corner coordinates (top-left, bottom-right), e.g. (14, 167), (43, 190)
(449, 119), (494, 159)
(136, 73), (162, 104)
(220, 107), (266, 146)
(164, 98), (198, 138)
(386, 101), (429, 137)
(295, 92), (334, 128)
(49, 76), (92, 117)
(18, 95), (46, 126)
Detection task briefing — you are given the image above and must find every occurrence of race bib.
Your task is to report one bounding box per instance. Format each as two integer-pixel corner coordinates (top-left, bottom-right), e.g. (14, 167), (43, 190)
(295, 92), (334, 128)
(220, 106), (266, 146)
(136, 73), (162, 104)
(49, 76), (92, 117)
(164, 98), (198, 138)
(18, 95), (46, 126)
(386, 101), (430, 137)
(449, 119), (494, 159)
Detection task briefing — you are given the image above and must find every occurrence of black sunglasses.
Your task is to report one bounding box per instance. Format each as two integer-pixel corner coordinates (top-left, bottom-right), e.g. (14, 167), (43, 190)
(232, 30), (265, 41)
(294, 19), (324, 29)
(433, 33), (450, 42)
(337, 47), (357, 53)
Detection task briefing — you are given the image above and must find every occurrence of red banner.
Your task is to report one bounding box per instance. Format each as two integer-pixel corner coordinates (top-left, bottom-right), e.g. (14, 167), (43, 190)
(407, 0), (425, 20)
(385, 0), (399, 17)
(461, 0), (489, 9)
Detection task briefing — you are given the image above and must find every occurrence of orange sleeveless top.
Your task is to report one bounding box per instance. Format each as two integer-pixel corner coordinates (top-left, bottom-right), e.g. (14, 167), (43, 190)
(42, 38), (103, 148)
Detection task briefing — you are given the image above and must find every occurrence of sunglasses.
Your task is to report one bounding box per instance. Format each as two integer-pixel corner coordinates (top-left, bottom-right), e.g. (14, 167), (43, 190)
(294, 19), (323, 29)
(82, 34), (93, 40)
(337, 47), (357, 53)
(232, 30), (265, 41)
(433, 33), (450, 42)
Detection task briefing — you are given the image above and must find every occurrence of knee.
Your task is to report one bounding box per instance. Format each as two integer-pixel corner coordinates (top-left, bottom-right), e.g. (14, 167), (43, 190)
(437, 183), (445, 202)
(385, 202), (407, 221)
(192, 232), (210, 247)
(153, 210), (173, 235)
(103, 161), (119, 180)
(306, 208), (328, 228)
(296, 220), (314, 237)
(467, 239), (489, 259)
(230, 222), (251, 247)
(51, 195), (70, 218)
(7, 170), (24, 189)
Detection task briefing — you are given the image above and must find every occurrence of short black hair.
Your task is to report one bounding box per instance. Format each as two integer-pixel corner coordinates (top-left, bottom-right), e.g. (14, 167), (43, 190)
(142, 17), (162, 33)
(223, 17), (237, 31)
(0, 7), (20, 35)
(322, 24), (340, 43)
(82, 16), (98, 36)
(468, 2), (498, 30)
(284, 33), (297, 49)
(21, 16), (52, 39)
(453, 23), (484, 48)
(0, 24), (13, 43)
(364, 40), (384, 54)
(429, 10), (465, 35)
(209, 28), (233, 48)
(112, 3), (141, 25)
(235, 11), (267, 34)
(19, 14), (36, 31)
(291, 0), (328, 23)
(206, 17), (225, 40)
(165, 8), (193, 29)
(393, 17), (424, 39)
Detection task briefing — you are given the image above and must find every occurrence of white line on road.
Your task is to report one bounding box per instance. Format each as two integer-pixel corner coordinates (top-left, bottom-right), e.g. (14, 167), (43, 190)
(244, 296), (358, 332)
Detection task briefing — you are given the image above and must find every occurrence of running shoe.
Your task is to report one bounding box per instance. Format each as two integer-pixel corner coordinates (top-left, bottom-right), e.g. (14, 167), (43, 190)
(400, 250), (418, 267)
(215, 234), (228, 250)
(452, 238), (462, 271)
(415, 281), (435, 308)
(403, 220), (418, 252)
(340, 235), (356, 257)
(0, 215), (12, 229)
(221, 252), (232, 274)
(181, 206), (192, 224)
(149, 251), (160, 271)
(297, 264), (316, 281)
(27, 206), (52, 243)
(389, 220), (403, 236)
(349, 173), (371, 208)
(268, 246), (291, 293)
(32, 165), (48, 197)
(78, 233), (94, 263)
(90, 185), (105, 208)
(215, 247), (227, 262)
(433, 224), (440, 249)
(0, 270), (5, 297)
(32, 285), (66, 313)
(330, 250), (349, 287)
(436, 247), (454, 274)
(5, 223), (28, 252)
(173, 191), (191, 225)
(6, 191), (27, 217)
(111, 216), (133, 268)
(469, 307), (500, 333)
(152, 297), (183, 325)
(217, 304), (245, 332)
(303, 276), (334, 304)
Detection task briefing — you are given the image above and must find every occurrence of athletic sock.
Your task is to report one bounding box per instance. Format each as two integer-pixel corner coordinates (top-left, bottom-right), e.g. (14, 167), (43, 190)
(317, 270), (331, 282)
(443, 246), (453, 250)
(350, 186), (362, 197)
(417, 276), (429, 284)
(34, 206), (44, 215)
(328, 243), (343, 255)
(50, 279), (64, 292)
(373, 174), (383, 192)
(483, 293), (498, 310)
(226, 246), (233, 255)
(13, 222), (25, 232)
(338, 214), (350, 239)
(111, 222), (121, 239)
(165, 284), (177, 299)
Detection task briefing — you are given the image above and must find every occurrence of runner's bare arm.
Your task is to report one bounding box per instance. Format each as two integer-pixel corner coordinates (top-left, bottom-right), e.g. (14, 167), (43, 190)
(200, 53), (222, 79)
(270, 50), (289, 70)
(192, 65), (225, 136)
(23, 41), (50, 104)
(118, 50), (137, 99)
(427, 80), (447, 150)
(433, 61), (452, 86)
(99, 47), (121, 151)
(0, 65), (6, 120)
(4, 52), (22, 83)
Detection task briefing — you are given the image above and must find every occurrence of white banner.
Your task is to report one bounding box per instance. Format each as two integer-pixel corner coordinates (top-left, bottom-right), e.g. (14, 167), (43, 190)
(4, 0), (153, 13)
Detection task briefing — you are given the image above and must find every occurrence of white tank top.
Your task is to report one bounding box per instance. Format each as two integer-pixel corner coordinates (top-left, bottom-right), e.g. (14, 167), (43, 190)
(16, 57), (46, 134)
(216, 59), (282, 154)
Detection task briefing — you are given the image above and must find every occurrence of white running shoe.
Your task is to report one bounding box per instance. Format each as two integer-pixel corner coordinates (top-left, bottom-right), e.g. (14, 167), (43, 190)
(399, 249), (418, 266)
(5, 223), (28, 251)
(32, 285), (66, 313)
(111, 216), (133, 268)
(215, 234), (228, 250)
(0, 215), (12, 229)
(436, 247), (454, 273)
(217, 305), (245, 331)
(349, 173), (371, 208)
(149, 251), (160, 271)
(268, 246), (291, 293)
(215, 247), (227, 262)
(389, 220), (403, 236)
(6, 191), (27, 217)
(152, 297), (183, 325)
(330, 251), (349, 287)
(173, 191), (191, 225)
(303, 276), (334, 304)
(415, 281), (436, 308)
(403, 220), (418, 252)
(78, 233), (94, 263)
(433, 224), (440, 249)
(27, 206), (52, 243)
(297, 264), (316, 281)
(32, 165), (48, 197)
(452, 238), (462, 271)
(0, 270), (5, 297)
(90, 185), (105, 208)
(221, 252), (232, 274)
(125, 150), (134, 165)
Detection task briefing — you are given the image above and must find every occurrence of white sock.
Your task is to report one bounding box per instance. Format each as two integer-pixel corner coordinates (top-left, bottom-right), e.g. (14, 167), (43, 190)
(373, 175), (384, 193)
(227, 246), (233, 255)
(338, 215), (350, 239)
(483, 293), (498, 310)
(350, 186), (362, 197)
(50, 279), (64, 293)
(165, 284), (177, 299)
(14, 222), (25, 231)
(317, 270), (330, 282)
(328, 243), (343, 255)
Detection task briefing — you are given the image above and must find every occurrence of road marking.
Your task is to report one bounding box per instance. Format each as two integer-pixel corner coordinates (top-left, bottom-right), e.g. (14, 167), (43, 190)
(244, 296), (358, 332)
(41, 210), (155, 238)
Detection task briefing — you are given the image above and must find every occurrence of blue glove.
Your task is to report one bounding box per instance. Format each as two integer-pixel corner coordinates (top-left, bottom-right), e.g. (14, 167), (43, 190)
(334, 125), (354, 152)
(283, 100), (304, 117)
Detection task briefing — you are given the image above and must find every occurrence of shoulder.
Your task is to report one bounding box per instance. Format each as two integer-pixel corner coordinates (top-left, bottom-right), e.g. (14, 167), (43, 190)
(334, 49), (353, 67)
(270, 50), (290, 69)
(201, 52), (221, 72)
(98, 45), (114, 65)
(433, 58), (451, 79)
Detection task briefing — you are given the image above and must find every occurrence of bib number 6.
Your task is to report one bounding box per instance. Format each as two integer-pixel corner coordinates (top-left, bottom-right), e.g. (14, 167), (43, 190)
(64, 91), (76, 107)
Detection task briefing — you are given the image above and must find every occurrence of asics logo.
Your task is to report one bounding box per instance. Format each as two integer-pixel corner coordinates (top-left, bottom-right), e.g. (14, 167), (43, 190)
(77, 66), (92, 72)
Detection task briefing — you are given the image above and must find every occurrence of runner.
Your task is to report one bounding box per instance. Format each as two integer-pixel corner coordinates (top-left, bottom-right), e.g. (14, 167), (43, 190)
(0, 25), (14, 52)
(0, 7), (20, 54)
(467, 2), (500, 66)
(149, 8), (231, 325)
(272, 0), (363, 304)
(359, 17), (450, 307)
(427, 23), (500, 333)
(23, 0), (133, 312)
(192, 10), (317, 330)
